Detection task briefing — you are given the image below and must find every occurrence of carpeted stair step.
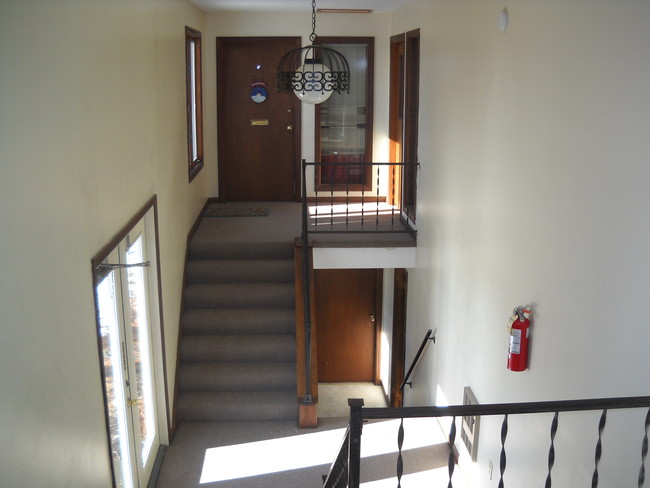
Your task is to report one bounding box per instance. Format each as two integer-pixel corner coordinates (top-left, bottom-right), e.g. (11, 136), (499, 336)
(177, 390), (298, 422)
(182, 308), (295, 335)
(184, 282), (295, 309)
(190, 241), (294, 260)
(186, 258), (294, 284)
(180, 334), (295, 363)
(178, 362), (296, 392)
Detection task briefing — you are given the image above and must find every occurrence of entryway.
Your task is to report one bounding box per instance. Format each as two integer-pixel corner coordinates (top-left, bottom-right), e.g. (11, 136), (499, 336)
(216, 37), (301, 201)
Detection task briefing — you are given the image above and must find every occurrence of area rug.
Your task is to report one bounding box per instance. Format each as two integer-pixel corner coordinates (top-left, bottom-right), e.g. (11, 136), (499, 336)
(203, 206), (269, 217)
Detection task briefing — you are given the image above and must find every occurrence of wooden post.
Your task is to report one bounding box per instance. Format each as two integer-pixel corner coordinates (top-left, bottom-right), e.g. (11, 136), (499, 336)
(294, 238), (318, 428)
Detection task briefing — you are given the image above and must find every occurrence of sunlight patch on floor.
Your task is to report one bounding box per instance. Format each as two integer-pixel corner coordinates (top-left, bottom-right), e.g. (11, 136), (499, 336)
(361, 466), (468, 488)
(200, 417), (447, 484)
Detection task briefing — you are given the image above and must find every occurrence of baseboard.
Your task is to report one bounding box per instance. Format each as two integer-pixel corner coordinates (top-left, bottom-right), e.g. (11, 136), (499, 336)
(169, 197), (215, 440)
(146, 444), (167, 488)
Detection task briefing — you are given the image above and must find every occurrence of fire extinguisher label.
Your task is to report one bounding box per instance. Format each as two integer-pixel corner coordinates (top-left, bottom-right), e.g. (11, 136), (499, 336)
(509, 329), (522, 354)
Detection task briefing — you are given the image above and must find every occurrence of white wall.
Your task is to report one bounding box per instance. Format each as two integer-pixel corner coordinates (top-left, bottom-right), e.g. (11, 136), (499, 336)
(203, 10), (391, 197)
(390, 0), (650, 486)
(0, 0), (207, 486)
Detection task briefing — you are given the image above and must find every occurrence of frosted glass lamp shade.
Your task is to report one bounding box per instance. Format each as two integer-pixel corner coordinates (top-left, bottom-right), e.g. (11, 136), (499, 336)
(293, 60), (334, 104)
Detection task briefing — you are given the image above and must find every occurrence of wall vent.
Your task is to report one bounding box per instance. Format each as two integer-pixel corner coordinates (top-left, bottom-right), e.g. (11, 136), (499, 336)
(461, 386), (480, 462)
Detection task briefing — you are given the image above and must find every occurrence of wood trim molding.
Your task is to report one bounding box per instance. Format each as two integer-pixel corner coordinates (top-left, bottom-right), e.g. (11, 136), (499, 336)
(169, 198), (214, 439)
(374, 269), (383, 385)
(390, 268), (408, 408)
(294, 238), (319, 428)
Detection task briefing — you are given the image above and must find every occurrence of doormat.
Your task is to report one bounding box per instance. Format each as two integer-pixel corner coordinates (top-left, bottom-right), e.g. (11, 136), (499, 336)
(203, 206), (269, 217)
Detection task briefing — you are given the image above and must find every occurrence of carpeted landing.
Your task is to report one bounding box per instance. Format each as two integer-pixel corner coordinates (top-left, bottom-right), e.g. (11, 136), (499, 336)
(155, 417), (455, 488)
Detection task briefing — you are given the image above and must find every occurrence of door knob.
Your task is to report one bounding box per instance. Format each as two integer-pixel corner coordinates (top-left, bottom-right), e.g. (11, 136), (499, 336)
(370, 314), (376, 325)
(287, 125), (294, 131)
(287, 108), (293, 114)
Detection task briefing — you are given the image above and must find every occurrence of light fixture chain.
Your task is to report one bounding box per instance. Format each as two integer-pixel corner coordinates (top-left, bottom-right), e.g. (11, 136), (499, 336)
(310, 0), (317, 43)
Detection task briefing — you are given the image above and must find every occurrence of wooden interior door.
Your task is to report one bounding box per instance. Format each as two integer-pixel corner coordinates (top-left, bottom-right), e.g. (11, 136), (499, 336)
(315, 269), (379, 383)
(388, 34), (405, 207)
(216, 37), (301, 201)
(388, 30), (419, 221)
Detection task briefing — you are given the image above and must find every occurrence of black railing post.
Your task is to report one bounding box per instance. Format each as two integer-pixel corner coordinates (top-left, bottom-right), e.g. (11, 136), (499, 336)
(592, 409), (607, 488)
(348, 399), (364, 488)
(396, 418), (405, 488)
(545, 411), (559, 488)
(447, 416), (457, 488)
(639, 407), (650, 488)
(301, 159), (312, 404)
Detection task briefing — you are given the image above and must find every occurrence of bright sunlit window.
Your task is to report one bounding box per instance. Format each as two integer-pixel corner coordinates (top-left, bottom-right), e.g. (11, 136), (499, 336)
(185, 26), (204, 182)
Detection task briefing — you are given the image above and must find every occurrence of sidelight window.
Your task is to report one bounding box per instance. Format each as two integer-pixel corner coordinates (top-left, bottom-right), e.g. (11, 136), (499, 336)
(185, 27), (204, 182)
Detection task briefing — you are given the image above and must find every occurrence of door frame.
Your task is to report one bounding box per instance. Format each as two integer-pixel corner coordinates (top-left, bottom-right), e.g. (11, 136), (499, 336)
(216, 36), (302, 202)
(389, 268), (408, 407)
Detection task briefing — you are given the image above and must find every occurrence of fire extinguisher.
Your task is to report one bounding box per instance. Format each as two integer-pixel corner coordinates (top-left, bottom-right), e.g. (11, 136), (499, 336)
(507, 306), (531, 372)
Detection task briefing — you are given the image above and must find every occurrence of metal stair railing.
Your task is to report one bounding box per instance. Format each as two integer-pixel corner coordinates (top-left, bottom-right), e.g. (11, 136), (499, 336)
(322, 395), (650, 488)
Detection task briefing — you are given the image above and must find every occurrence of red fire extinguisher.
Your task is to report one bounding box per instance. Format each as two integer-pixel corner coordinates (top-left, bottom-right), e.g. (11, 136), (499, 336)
(507, 306), (531, 372)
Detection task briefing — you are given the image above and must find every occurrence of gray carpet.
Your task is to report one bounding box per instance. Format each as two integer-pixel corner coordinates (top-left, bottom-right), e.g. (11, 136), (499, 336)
(155, 202), (433, 488)
(177, 203), (300, 423)
(155, 418), (452, 488)
(318, 383), (388, 418)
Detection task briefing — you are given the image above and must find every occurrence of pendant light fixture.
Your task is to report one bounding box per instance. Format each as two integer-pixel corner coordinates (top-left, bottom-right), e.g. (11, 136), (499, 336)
(276, 0), (350, 104)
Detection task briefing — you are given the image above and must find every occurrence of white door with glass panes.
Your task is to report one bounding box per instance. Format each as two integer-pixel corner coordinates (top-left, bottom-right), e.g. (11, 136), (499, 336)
(95, 220), (160, 488)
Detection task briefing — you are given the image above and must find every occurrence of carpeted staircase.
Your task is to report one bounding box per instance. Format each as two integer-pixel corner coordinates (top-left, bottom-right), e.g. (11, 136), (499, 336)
(176, 238), (298, 422)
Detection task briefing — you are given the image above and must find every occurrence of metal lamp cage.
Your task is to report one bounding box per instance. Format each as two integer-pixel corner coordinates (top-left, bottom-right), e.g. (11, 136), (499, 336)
(276, 43), (351, 96)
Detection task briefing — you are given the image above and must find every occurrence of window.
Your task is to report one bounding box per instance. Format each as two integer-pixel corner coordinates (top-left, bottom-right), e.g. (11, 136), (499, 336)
(92, 198), (168, 488)
(315, 37), (374, 190)
(185, 27), (204, 182)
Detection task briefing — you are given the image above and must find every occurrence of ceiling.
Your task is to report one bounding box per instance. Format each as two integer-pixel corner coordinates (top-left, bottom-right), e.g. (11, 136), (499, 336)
(189, 0), (413, 13)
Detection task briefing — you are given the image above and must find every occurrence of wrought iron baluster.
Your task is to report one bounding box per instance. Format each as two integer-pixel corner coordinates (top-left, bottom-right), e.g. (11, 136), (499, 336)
(396, 418), (404, 488)
(329, 165), (334, 229)
(310, 161), (318, 229)
(592, 409), (607, 488)
(345, 164), (350, 230)
(375, 164), (380, 230)
(498, 414), (508, 488)
(545, 411), (559, 488)
(360, 165), (365, 229)
(391, 163), (396, 227)
(447, 416), (456, 488)
(639, 407), (650, 488)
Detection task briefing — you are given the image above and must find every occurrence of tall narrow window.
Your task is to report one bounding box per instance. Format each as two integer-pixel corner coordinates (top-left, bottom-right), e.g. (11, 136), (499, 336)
(315, 37), (374, 190)
(185, 27), (204, 182)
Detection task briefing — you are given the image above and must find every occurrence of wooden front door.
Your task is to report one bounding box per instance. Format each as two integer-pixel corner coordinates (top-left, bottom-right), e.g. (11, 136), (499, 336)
(217, 37), (301, 201)
(315, 269), (380, 383)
